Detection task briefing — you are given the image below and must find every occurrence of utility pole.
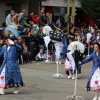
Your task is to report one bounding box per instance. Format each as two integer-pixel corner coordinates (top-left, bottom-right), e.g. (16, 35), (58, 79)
(66, 0), (71, 31)
(71, 0), (76, 25)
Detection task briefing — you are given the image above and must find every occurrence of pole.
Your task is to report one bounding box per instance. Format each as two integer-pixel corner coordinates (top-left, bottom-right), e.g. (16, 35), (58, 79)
(71, 0), (76, 25)
(66, 0), (70, 31)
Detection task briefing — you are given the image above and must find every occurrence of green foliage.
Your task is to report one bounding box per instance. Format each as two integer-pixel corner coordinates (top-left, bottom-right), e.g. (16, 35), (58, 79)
(79, 0), (100, 21)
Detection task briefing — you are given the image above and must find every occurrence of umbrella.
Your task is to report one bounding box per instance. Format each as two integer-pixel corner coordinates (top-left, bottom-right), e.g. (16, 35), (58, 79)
(6, 27), (19, 38)
(0, 28), (2, 30)
(43, 26), (52, 35)
(67, 41), (84, 53)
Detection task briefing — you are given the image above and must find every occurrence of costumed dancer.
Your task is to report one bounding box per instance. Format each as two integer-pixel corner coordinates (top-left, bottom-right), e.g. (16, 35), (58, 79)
(0, 39), (24, 95)
(80, 42), (100, 100)
(65, 36), (82, 79)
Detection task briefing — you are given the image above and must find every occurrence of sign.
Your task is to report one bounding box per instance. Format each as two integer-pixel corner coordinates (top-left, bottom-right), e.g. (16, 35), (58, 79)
(42, 0), (81, 7)
(6, 6), (12, 10)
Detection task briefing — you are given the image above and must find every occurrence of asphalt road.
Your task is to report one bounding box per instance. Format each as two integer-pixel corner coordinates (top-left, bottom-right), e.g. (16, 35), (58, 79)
(0, 61), (94, 100)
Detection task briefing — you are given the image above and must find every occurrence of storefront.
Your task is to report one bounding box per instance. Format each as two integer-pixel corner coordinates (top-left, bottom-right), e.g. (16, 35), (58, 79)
(41, 0), (93, 26)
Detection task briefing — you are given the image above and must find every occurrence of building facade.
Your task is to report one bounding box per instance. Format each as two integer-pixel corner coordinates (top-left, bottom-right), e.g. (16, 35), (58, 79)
(41, 0), (93, 26)
(0, 0), (40, 26)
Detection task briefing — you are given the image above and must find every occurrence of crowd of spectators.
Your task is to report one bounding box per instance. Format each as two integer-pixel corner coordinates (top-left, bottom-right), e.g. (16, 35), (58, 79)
(0, 7), (100, 65)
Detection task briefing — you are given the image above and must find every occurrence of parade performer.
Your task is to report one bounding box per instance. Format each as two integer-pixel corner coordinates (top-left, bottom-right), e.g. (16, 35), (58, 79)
(80, 42), (100, 100)
(0, 39), (24, 95)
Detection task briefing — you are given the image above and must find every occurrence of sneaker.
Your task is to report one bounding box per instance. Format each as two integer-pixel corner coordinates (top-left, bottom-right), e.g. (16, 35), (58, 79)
(93, 97), (98, 100)
(68, 75), (72, 79)
(0, 89), (4, 95)
(13, 89), (19, 94)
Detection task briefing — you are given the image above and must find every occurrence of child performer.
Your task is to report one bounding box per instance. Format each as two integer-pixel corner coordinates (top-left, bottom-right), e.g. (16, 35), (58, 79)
(80, 42), (100, 100)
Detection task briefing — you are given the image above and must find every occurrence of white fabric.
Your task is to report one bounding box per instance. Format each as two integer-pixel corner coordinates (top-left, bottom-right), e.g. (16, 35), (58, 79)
(8, 39), (14, 45)
(43, 36), (51, 47)
(90, 68), (100, 89)
(67, 51), (75, 71)
(67, 41), (85, 53)
(0, 66), (6, 89)
(87, 33), (92, 43)
(7, 46), (11, 52)
(97, 36), (99, 40)
(43, 26), (52, 35)
(54, 42), (64, 59)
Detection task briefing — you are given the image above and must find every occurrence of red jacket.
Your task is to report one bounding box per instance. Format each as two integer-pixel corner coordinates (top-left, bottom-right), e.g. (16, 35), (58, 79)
(31, 15), (39, 25)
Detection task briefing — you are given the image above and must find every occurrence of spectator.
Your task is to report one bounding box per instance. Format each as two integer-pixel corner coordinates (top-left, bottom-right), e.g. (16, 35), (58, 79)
(6, 10), (17, 29)
(17, 37), (29, 63)
(28, 26), (37, 37)
(23, 16), (30, 28)
(40, 7), (45, 15)
(28, 12), (34, 23)
(38, 12), (46, 26)
(37, 25), (45, 50)
(36, 49), (46, 61)
(44, 12), (50, 25)
(31, 13), (39, 25)
(18, 10), (26, 24)
(13, 13), (24, 32)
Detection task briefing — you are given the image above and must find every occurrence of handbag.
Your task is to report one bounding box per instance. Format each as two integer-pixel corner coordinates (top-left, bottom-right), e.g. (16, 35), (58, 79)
(49, 31), (64, 41)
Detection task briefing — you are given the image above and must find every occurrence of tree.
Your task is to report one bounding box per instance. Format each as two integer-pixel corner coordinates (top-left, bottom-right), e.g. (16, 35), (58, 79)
(79, 0), (100, 21)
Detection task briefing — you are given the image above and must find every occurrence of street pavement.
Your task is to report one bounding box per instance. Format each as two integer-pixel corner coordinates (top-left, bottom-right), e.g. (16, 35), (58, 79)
(0, 61), (94, 100)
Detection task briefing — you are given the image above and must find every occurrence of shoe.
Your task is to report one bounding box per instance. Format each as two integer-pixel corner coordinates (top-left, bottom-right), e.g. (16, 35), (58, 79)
(93, 97), (98, 100)
(0, 89), (4, 95)
(59, 62), (61, 64)
(13, 89), (19, 94)
(98, 97), (100, 100)
(72, 76), (75, 79)
(68, 75), (72, 79)
(56, 61), (58, 64)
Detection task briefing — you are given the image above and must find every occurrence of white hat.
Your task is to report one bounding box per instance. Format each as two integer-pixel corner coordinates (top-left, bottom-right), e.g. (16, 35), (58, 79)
(7, 39), (14, 45)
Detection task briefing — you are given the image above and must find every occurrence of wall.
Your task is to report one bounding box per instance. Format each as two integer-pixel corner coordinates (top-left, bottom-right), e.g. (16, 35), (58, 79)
(0, 3), (6, 26)
(21, 1), (28, 15)
(28, 1), (40, 15)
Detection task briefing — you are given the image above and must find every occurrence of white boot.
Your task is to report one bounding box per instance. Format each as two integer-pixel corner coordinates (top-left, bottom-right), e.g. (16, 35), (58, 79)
(98, 92), (100, 100)
(93, 92), (98, 100)
(68, 74), (72, 79)
(72, 74), (75, 80)
(93, 97), (98, 100)
(68, 71), (72, 79)
(0, 89), (4, 95)
(13, 88), (19, 94)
